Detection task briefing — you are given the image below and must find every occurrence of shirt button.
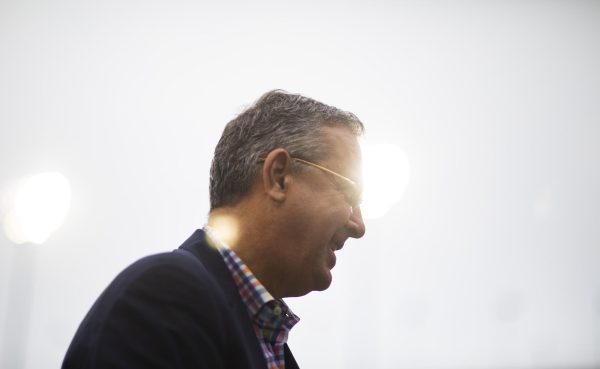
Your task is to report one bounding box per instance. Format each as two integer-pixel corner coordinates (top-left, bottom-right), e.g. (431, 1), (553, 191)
(273, 305), (282, 315)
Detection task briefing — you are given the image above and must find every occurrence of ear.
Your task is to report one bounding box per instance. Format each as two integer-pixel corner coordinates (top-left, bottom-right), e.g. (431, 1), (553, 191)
(261, 148), (294, 203)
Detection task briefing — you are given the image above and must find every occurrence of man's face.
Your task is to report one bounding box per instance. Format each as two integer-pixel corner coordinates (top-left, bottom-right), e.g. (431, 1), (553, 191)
(281, 125), (366, 296)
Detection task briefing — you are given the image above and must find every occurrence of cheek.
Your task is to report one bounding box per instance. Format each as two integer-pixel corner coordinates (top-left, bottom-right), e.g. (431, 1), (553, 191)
(306, 211), (344, 241)
(305, 209), (349, 256)
(297, 200), (347, 233)
(320, 204), (351, 232)
(290, 189), (351, 250)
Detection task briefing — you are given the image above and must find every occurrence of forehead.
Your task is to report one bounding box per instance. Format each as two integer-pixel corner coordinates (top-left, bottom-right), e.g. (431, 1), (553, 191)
(319, 125), (362, 179)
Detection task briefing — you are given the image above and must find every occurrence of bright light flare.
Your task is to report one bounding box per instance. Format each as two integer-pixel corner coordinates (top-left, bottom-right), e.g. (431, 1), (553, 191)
(360, 142), (410, 219)
(2, 172), (71, 244)
(207, 213), (240, 248)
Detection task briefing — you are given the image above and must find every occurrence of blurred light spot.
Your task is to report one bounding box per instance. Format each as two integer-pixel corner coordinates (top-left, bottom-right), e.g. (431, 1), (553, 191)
(360, 141), (410, 219)
(532, 185), (555, 222)
(2, 172), (71, 245)
(207, 213), (240, 247)
(492, 291), (522, 323)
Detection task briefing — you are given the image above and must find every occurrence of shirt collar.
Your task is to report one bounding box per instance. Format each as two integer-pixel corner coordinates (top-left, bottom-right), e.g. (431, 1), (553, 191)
(204, 226), (299, 326)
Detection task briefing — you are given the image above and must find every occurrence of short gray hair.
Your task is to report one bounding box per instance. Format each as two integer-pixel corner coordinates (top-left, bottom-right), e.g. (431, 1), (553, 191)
(209, 90), (364, 210)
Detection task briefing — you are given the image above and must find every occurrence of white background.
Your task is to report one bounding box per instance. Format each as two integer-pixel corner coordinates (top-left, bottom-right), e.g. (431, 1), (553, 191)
(1, 1), (599, 368)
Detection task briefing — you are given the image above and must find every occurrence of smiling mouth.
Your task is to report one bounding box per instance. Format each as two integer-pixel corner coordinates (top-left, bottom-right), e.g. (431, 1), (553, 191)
(328, 248), (337, 269)
(331, 240), (345, 252)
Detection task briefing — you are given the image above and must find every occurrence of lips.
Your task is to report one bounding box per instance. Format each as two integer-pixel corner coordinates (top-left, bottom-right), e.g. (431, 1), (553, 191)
(328, 236), (346, 269)
(330, 237), (346, 251)
(328, 248), (337, 269)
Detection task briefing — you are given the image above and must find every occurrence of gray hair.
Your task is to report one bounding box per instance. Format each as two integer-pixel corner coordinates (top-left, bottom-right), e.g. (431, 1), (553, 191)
(209, 90), (364, 210)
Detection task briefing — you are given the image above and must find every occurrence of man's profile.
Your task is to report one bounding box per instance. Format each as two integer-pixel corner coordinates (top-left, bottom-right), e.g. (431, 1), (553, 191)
(62, 90), (366, 369)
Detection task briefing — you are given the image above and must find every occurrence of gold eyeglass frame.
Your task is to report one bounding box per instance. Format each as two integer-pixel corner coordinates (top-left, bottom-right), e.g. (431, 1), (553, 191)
(258, 156), (362, 206)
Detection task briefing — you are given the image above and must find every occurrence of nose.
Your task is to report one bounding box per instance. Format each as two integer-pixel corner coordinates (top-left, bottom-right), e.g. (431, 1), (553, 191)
(347, 205), (366, 238)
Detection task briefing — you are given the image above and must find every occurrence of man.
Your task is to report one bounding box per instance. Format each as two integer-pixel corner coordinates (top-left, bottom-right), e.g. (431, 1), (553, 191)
(63, 90), (366, 368)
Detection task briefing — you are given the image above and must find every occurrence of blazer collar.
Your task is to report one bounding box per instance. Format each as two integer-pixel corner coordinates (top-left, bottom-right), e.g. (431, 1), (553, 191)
(178, 229), (240, 306)
(178, 229), (300, 369)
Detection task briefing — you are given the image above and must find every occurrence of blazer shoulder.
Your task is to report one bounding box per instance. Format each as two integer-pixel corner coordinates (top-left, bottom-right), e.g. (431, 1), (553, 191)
(63, 248), (231, 368)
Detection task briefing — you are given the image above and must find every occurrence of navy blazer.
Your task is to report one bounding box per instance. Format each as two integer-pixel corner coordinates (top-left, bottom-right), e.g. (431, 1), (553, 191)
(63, 229), (300, 369)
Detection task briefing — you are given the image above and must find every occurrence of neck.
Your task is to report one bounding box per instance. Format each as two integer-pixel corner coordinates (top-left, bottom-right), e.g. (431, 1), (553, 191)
(208, 205), (288, 298)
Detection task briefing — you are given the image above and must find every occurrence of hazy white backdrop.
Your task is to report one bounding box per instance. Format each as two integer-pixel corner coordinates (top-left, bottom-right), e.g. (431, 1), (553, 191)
(1, 1), (599, 368)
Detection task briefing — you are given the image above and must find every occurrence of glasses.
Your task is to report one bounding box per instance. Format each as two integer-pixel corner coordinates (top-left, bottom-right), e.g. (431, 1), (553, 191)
(258, 156), (362, 207)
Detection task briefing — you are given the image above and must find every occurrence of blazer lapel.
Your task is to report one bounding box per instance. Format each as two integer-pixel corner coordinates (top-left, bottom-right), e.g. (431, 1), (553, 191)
(284, 344), (300, 369)
(180, 230), (301, 368)
(178, 229), (268, 369)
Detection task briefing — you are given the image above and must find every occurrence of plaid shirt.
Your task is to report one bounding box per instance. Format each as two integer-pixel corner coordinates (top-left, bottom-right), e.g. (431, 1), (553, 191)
(205, 227), (300, 369)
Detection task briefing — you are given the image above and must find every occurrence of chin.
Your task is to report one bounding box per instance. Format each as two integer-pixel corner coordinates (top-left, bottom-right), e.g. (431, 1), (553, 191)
(289, 268), (333, 297)
(313, 269), (333, 291)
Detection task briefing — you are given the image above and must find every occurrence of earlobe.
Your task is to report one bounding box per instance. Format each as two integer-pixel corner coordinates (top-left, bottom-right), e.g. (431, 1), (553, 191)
(261, 149), (293, 203)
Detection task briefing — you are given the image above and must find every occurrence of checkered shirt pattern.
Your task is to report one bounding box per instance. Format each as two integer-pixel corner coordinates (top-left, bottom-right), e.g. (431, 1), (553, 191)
(205, 227), (300, 369)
